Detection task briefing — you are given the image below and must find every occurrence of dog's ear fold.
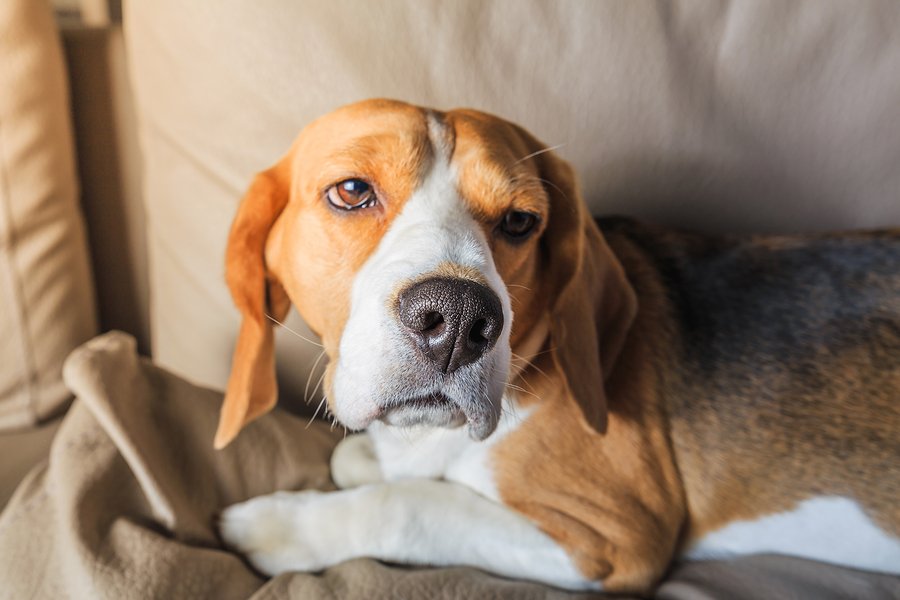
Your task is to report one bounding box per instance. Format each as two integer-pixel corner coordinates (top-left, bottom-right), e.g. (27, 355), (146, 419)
(214, 158), (293, 449)
(527, 139), (637, 433)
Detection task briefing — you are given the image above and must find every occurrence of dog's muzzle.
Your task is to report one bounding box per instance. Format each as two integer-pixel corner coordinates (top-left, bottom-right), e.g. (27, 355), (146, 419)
(375, 276), (505, 438)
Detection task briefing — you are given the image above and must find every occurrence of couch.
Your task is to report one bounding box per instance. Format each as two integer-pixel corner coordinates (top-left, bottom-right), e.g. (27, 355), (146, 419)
(1, 0), (898, 597)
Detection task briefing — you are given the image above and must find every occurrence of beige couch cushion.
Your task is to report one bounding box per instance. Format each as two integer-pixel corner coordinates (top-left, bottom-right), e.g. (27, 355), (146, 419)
(0, 0), (97, 430)
(124, 1), (900, 404)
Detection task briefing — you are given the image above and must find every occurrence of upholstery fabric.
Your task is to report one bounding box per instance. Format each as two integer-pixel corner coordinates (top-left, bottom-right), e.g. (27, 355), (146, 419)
(0, 0), (97, 430)
(123, 0), (900, 406)
(0, 331), (896, 599)
(0, 417), (61, 507)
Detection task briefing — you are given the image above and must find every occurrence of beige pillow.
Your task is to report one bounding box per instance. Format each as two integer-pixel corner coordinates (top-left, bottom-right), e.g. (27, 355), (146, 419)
(0, 0), (97, 430)
(124, 1), (900, 406)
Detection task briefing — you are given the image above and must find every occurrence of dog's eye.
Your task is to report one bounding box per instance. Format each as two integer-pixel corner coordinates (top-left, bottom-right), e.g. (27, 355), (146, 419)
(326, 179), (377, 210)
(498, 210), (539, 240)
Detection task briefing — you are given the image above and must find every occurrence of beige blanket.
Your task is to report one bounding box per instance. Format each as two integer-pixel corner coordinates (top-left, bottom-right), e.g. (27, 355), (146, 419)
(1, 332), (897, 599)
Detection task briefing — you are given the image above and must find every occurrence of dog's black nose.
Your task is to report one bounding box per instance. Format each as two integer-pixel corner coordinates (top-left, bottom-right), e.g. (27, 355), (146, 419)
(398, 277), (503, 374)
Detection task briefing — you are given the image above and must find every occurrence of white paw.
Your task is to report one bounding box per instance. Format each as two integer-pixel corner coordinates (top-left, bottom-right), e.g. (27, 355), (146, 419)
(219, 490), (334, 575)
(330, 433), (383, 489)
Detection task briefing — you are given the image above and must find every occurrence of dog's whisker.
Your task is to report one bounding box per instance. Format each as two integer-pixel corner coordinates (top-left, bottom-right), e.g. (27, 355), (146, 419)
(510, 346), (556, 379)
(506, 283), (533, 291)
(513, 142), (568, 165)
(506, 367), (542, 395)
(505, 382), (539, 400)
(536, 177), (570, 204)
(510, 351), (536, 370)
(310, 369), (328, 403)
(482, 388), (495, 410)
(518, 377), (541, 396)
(511, 350), (553, 380)
(304, 350), (327, 404)
(266, 314), (324, 348)
(306, 395), (328, 429)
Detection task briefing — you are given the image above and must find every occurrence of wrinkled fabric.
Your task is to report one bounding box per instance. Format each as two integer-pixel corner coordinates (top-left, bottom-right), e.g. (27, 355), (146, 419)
(0, 331), (897, 598)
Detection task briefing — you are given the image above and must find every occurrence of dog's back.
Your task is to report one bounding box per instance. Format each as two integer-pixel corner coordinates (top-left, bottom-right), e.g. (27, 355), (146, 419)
(601, 217), (900, 568)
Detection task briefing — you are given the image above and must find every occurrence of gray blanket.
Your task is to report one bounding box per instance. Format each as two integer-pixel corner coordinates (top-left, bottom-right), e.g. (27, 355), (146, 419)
(1, 332), (897, 599)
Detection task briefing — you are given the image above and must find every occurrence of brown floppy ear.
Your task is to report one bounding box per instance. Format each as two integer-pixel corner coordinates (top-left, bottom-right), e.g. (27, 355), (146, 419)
(530, 143), (637, 433)
(214, 157), (293, 449)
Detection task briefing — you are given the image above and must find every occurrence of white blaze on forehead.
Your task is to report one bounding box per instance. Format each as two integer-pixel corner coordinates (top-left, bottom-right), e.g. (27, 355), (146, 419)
(330, 113), (512, 432)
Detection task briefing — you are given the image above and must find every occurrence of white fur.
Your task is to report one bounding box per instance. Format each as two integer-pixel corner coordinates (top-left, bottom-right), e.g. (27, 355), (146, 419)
(685, 496), (900, 574)
(228, 397), (596, 590)
(307, 396), (598, 590)
(220, 395), (603, 591)
(364, 396), (536, 500)
(328, 432), (383, 489)
(331, 114), (512, 436)
(219, 478), (599, 591)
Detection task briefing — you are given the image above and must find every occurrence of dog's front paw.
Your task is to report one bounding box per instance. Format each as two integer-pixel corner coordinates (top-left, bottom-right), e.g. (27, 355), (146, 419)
(330, 433), (383, 489)
(219, 491), (333, 576)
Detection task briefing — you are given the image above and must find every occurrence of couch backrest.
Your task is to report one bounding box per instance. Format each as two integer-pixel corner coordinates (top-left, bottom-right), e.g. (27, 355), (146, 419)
(122, 0), (900, 412)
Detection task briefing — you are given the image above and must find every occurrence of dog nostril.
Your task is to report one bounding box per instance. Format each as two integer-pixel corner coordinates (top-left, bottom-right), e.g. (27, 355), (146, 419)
(398, 276), (503, 373)
(467, 318), (488, 347)
(421, 312), (445, 335)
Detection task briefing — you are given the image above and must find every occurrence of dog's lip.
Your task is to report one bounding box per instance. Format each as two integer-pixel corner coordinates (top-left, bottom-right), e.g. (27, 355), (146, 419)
(403, 392), (454, 408)
(378, 392), (460, 418)
(377, 390), (499, 440)
(377, 392), (466, 428)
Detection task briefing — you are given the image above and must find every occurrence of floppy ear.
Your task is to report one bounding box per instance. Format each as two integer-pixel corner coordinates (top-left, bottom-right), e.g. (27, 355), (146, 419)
(214, 158), (293, 449)
(529, 142), (638, 433)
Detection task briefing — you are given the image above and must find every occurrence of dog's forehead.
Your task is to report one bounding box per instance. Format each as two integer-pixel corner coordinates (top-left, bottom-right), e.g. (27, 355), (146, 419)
(293, 100), (430, 170)
(446, 109), (547, 220)
(447, 109), (535, 164)
(282, 100), (549, 235)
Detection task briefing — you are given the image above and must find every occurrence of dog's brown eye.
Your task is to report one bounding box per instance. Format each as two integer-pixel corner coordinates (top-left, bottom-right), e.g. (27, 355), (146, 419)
(327, 179), (377, 210)
(499, 210), (538, 240)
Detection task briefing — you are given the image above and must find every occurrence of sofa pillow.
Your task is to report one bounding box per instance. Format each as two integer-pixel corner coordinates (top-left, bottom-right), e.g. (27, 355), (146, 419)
(0, 0), (97, 430)
(124, 1), (900, 407)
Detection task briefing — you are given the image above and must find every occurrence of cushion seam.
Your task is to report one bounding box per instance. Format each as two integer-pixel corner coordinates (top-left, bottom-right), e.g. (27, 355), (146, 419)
(0, 118), (40, 425)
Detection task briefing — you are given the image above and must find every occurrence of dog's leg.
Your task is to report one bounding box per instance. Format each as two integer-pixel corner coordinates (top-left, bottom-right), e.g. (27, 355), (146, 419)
(219, 479), (599, 591)
(329, 433), (383, 489)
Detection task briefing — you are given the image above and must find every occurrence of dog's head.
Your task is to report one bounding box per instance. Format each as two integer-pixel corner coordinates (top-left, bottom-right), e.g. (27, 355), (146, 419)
(214, 99), (636, 448)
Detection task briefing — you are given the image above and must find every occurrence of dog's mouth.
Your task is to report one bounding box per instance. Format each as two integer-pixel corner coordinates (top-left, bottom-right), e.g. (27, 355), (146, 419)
(379, 392), (468, 430)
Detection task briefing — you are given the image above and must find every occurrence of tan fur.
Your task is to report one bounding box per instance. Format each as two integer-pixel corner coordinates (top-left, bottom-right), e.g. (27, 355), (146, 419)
(219, 99), (899, 594)
(217, 100), (433, 446)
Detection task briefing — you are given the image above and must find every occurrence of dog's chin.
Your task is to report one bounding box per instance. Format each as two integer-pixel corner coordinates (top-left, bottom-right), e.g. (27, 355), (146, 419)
(375, 384), (503, 441)
(380, 394), (467, 429)
(331, 351), (510, 440)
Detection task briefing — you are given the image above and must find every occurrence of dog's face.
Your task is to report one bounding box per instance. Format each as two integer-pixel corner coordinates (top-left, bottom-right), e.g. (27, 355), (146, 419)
(214, 99), (636, 449)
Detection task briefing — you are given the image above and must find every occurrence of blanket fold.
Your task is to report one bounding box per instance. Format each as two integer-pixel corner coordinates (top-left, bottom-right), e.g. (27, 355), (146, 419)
(0, 331), (896, 599)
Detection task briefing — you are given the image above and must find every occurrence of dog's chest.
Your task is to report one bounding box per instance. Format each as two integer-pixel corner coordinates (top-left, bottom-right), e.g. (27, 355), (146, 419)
(368, 398), (532, 501)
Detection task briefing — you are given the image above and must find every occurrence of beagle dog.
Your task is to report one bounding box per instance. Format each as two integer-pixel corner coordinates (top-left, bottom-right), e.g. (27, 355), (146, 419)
(216, 99), (900, 594)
